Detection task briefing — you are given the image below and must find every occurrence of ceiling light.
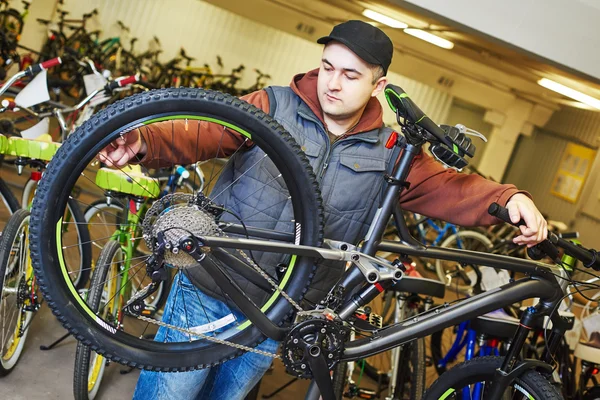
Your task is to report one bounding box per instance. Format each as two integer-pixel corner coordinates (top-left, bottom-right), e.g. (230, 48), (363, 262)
(404, 28), (454, 49)
(362, 9), (407, 29)
(538, 78), (600, 110)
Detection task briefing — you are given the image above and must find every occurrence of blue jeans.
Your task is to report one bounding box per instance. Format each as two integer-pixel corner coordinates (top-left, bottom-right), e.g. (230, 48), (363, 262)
(133, 273), (278, 400)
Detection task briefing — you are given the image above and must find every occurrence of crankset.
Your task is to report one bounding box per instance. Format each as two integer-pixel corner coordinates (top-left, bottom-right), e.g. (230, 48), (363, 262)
(281, 317), (346, 400)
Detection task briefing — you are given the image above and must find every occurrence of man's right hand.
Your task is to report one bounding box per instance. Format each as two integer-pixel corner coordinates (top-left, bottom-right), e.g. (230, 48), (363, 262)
(98, 130), (147, 167)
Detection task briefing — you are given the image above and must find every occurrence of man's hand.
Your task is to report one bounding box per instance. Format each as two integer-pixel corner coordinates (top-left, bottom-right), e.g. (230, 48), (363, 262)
(98, 130), (147, 168)
(505, 193), (548, 247)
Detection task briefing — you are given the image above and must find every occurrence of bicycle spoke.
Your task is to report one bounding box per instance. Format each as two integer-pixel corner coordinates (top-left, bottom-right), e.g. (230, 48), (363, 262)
(209, 154), (267, 202)
(203, 136), (249, 191)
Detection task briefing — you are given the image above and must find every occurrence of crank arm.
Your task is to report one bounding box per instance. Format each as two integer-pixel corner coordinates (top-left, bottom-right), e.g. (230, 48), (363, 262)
(306, 352), (336, 400)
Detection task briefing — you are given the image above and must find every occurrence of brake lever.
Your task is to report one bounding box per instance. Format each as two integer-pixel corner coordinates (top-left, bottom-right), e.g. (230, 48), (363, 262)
(455, 124), (488, 143)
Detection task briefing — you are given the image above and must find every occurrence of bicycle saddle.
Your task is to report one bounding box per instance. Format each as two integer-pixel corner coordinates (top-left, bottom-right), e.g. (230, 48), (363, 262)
(4, 134), (60, 162)
(96, 164), (160, 198)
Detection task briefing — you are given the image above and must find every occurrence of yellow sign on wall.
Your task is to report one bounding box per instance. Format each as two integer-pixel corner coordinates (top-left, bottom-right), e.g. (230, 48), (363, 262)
(550, 143), (596, 203)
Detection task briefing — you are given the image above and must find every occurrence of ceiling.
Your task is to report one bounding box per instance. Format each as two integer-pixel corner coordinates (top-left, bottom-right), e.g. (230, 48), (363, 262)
(265, 0), (600, 112)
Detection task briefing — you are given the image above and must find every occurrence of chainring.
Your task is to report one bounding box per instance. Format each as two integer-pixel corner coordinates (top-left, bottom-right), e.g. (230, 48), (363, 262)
(281, 317), (345, 379)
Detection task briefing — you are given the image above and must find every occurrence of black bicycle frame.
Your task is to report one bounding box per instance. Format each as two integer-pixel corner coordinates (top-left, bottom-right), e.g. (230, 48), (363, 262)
(195, 125), (568, 400)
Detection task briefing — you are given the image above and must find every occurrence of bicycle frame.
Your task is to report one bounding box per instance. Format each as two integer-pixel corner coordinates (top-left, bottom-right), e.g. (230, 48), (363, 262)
(190, 130), (570, 400)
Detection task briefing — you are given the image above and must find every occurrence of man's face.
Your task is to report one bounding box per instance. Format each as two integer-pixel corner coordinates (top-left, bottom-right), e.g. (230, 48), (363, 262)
(317, 42), (381, 120)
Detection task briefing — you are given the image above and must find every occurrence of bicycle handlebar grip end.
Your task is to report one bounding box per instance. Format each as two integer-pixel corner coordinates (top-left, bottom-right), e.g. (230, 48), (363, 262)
(118, 75), (139, 87)
(41, 57), (62, 69)
(487, 202), (526, 227)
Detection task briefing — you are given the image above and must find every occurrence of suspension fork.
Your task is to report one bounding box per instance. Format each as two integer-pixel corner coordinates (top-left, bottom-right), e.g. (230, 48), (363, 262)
(484, 305), (558, 400)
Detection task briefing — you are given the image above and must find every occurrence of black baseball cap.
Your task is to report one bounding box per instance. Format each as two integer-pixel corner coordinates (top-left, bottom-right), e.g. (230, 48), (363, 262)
(317, 20), (393, 74)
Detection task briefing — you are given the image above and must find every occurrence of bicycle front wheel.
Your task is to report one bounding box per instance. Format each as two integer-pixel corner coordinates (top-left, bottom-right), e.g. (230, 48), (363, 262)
(30, 88), (324, 371)
(423, 356), (562, 400)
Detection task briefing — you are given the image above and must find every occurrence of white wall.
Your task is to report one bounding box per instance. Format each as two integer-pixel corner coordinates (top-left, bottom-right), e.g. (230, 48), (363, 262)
(400, 0), (600, 82)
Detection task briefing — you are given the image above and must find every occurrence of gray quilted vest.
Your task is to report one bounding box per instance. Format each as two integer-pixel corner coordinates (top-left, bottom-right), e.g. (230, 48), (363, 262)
(188, 86), (394, 305)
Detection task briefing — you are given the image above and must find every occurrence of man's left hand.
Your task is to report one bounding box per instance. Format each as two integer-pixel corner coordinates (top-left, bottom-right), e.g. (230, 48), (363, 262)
(505, 193), (547, 247)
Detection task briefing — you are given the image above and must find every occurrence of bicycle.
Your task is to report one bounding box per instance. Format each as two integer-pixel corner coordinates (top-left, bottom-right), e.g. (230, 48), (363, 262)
(0, 59), (138, 376)
(405, 213), (492, 294)
(73, 164), (172, 400)
(28, 85), (600, 400)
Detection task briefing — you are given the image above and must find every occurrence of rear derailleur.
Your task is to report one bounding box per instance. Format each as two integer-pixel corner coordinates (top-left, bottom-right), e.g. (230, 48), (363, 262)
(123, 232), (169, 317)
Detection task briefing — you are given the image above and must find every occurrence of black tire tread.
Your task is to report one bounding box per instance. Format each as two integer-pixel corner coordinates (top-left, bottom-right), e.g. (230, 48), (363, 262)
(423, 356), (562, 400)
(73, 240), (120, 400)
(29, 87), (325, 372)
(0, 209), (30, 376)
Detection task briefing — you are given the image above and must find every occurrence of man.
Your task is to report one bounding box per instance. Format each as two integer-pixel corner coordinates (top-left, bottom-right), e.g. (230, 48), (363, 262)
(101, 20), (546, 400)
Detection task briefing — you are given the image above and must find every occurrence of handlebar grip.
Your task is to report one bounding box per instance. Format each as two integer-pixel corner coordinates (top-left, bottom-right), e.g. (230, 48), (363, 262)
(487, 203), (526, 226)
(488, 202), (559, 261)
(40, 57), (62, 69)
(559, 232), (579, 239)
(551, 234), (600, 271)
(117, 75), (138, 87)
(105, 76), (139, 93)
(27, 57), (62, 76)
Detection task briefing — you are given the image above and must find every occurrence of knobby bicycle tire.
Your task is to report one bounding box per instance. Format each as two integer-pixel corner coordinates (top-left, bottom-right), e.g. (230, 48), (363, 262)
(0, 209), (33, 376)
(73, 240), (121, 400)
(29, 87), (324, 371)
(423, 356), (562, 400)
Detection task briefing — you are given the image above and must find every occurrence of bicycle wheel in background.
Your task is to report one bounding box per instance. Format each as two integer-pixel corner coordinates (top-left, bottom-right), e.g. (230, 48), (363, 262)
(30, 87), (323, 371)
(0, 209), (34, 376)
(21, 176), (91, 289)
(74, 240), (122, 400)
(435, 230), (492, 294)
(423, 356), (562, 400)
(83, 198), (169, 314)
(0, 177), (19, 229)
(63, 199), (92, 290)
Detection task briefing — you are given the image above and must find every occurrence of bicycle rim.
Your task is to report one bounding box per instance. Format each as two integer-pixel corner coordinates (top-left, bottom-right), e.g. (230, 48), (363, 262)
(30, 88), (323, 370)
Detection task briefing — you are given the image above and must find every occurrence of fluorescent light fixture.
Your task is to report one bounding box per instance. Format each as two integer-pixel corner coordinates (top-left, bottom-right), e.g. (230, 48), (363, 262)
(404, 28), (454, 49)
(538, 78), (600, 110)
(362, 9), (407, 29)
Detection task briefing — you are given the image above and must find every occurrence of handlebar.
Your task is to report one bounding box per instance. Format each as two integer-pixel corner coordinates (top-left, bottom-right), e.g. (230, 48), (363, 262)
(385, 84), (448, 145)
(488, 202), (599, 270)
(0, 57), (62, 97)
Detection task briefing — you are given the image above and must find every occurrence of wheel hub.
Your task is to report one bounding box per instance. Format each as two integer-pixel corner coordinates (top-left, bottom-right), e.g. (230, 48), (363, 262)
(142, 193), (220, 268)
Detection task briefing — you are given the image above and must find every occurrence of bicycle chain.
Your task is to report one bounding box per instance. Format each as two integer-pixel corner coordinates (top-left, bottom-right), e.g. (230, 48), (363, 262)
(132, 197), (306, 358)
(136, 315), (281, 359)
